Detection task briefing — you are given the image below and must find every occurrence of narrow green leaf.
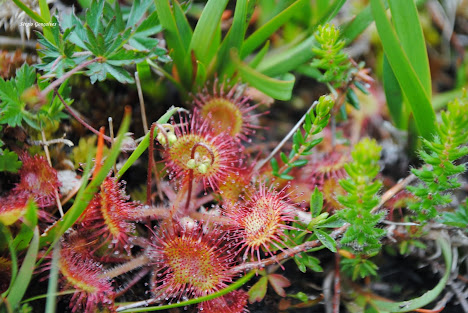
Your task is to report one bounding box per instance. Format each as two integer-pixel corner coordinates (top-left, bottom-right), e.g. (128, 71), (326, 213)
(280, 152), (289, 164)
(189, 0), (229, 65)
(248, 41), (270, 69)
(38, 0), (51, 22)
(314, 229), (337, 252)
(218, 0), (248, 75)
(383, 55), (404, 128)
(340, 4), (374, 45)
(279, 174), (294, 180)
(154, 0), (191, 84)
(11, 0), (48, 24)
(45, 243), (60, 313)
(346, 88), (360, 109)
(117, 107), (178, 178)
(257, 35), (316, 77)
(388, 0), (431, 96)
(194, 61), (207, 88)
(310, 187), (323, 217)
(290, 159), (308, 167)
(40, 109), (131, 247)
(315, 0), (347, 27)
(12, 200), (38, 251)
(172, 1), (193, 51)
(117, 271), (255, 312)
(373, 236), (452, 312)
(0, 225), (18, 298)
(7, 227), (39, 310)
(233, 52), (295, 100)
(270, 158), (279, 173)
(371, 0), (436, 139)
(241, 0), (309, 58)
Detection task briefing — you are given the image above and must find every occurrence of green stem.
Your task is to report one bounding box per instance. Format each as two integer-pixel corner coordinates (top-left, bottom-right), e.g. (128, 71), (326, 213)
(117, 107), (179, 179)
(116, 270), (256, 312)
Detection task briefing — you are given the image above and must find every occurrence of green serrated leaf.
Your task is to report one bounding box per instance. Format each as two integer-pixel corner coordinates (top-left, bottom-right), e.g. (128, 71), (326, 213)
(0, 149), (22, 173)
(310, 187), (323, 217)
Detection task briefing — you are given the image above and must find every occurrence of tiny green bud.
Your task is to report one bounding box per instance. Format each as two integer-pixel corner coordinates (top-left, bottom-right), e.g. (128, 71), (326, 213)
(167, 133), (177, 145)
(317, 95), (334, 116)
(156, 132), (167, 146)
(187, 159), (196, 169)
(197, 163), (208, 174)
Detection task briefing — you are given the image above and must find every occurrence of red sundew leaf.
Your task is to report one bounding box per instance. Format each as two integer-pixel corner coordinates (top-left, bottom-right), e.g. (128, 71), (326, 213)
(267, 274), (291, 297)
(248, 276), (268, 303)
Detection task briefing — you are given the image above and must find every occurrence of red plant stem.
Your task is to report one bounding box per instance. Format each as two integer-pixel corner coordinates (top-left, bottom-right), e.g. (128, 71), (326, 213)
(183, 142), (215, 214)
(184, 170), (195, 214)
(54, 91), (113, 142)
(41, 57), (100, 98)
(147, 123), (157, 205)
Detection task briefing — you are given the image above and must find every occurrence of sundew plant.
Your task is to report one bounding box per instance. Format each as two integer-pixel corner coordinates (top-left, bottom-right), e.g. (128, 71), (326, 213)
(0, 0), (467, 312)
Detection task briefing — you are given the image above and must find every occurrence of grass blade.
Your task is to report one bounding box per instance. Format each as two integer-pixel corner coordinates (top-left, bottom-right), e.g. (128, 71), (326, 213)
(241, 0), (309, 58)
(45, 243), (61, 313)
(39, 108), (132, 247)
(373, 236), (452, 312)
(117, 106), (178, 178)
(257, 35), (316, 77)
(315, 0), (347, 27)
(189, 0), (229, 65)
(389, 0), (431, 96)
(154, 0), (191, 86)
(233, 52), (295, 101)
(218, 0), (248, 76)
(371, 0), (436, 139)
(12, 200), (38, 251)
(0, 225), (18, 298)
(7, 227), (39, 311)
(382, 54), (404, 128)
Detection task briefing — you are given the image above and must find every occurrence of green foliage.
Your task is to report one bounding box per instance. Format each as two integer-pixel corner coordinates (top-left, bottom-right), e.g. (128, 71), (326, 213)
(311, 24), (351, 87)
(271, 95), (333, 180)
(153, 0), (350, 100)
(441, 201), (468, 229)
(37, 0), (168, 84)
(341, 255), (378, 281)
(337, 138), (385, 256)
(0, 64), (67, 130)
(0, 148), (22, 173)
(371, 0), (436, 139)
(407, 95), (468, 221)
